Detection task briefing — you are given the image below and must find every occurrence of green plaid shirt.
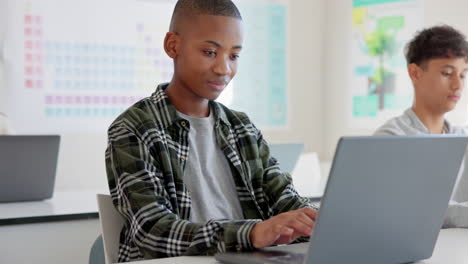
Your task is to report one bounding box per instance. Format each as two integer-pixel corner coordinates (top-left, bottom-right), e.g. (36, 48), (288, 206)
(106, 83), (313, 261)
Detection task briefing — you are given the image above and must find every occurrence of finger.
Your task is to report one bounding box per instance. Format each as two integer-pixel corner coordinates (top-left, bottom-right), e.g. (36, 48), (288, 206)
(296, 212), (315, 228)
(277, 229), (308, 245)
(299, 208), (318, 220)
(273, 213), (313, 236)
(273, 224), (294, 236)
(289, 232), (303, 242)
(274, 234), (294, 245)
(286, 219), (313, 236)
(291, 224), (315, 241)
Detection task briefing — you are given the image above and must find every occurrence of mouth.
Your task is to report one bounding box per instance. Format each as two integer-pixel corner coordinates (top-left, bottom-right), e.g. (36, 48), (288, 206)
(448, 95), (460, 101)
(207, 80), (227, 91)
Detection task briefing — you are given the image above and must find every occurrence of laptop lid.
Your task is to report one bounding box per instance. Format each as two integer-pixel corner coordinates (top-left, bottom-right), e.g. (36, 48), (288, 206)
(269, 143), (304, 173)
(215, 136), (467, 264)
(306, 136), (466, 264)
(0, 135), (60, 202)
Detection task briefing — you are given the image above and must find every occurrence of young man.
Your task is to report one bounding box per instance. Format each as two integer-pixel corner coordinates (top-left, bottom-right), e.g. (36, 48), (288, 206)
(105, 0), (317, 261)
(374, 25), (468, 228)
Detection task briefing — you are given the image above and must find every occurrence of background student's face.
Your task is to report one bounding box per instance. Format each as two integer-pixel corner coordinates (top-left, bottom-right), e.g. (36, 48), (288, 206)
(412, 57), (468, 113)
(174, 15), (243, 101)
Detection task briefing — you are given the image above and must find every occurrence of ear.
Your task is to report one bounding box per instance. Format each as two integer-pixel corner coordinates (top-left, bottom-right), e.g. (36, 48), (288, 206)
(407, 63), (421, 84)
(164, 32), (179, 59)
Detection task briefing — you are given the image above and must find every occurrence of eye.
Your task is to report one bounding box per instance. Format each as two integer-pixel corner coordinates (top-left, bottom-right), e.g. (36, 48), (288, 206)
(203, 50), (216, 57)
(442, 71), (452, 77)
(230, 54), (240, 61)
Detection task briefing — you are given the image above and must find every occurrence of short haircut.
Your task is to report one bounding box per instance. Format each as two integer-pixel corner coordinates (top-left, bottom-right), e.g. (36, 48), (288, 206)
(405, 25), (468, 67)
(169, 0), (242, 31)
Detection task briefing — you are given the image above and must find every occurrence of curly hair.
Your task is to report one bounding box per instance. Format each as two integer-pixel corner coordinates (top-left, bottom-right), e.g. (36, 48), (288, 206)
(170, 0), (242, 31)
(405, 25), (468, 67)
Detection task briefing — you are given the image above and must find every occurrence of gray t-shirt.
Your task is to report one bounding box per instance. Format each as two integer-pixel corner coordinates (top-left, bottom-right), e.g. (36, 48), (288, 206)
(177, 110), (244, 223)
(374, 108), (468, 228)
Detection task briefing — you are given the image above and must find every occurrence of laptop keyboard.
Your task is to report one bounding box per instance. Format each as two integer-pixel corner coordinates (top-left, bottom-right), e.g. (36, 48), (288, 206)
(310, 201), (321, 210)
(251, 250), (306, 264)
(263, 252), (305, 264)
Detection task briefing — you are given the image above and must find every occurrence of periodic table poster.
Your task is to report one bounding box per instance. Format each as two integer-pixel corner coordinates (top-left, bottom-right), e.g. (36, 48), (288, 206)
(0, 0), (289, 133)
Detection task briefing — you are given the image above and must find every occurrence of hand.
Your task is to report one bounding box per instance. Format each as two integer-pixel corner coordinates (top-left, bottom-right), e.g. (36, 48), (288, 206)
(249, 208), (317, 248)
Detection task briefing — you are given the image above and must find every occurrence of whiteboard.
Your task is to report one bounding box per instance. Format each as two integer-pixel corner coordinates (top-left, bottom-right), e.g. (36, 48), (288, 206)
(0, 0), (289, 133)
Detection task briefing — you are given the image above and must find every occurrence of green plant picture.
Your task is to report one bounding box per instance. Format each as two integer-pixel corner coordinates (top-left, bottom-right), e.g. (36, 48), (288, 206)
(351, 0), (420, 119)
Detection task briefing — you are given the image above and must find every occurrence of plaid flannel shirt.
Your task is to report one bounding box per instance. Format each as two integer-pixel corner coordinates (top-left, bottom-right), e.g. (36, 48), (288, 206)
(106, 83), (313, 261)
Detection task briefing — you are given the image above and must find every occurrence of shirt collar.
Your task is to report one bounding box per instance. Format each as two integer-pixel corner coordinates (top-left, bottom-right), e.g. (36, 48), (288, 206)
(150, 83), (231, 129)
(405, 108), (453, 133)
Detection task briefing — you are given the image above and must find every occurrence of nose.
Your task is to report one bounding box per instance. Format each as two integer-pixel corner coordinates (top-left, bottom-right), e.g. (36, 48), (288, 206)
(213, 55), (232, 76)
(452, 75), (464, 91)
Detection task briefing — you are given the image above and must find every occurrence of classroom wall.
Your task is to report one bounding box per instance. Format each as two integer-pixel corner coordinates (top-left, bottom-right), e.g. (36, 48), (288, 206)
(4, 0), (468, 190)
(0, 6), (5, 115)
(263, 0), (325, 152)
(0, 64), (5, 114)
(322, 0), (468, 160)
(0, 0), (326, 191)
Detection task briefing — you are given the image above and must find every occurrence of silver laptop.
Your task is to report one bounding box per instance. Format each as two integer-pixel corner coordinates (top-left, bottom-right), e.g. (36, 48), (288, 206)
(269, 143), (304, 173)
(0, 135), (60, 202)
(216, 136), (468, 264)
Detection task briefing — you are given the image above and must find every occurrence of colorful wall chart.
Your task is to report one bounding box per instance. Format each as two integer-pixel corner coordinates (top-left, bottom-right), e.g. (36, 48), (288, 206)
(350, 0), (422, 126)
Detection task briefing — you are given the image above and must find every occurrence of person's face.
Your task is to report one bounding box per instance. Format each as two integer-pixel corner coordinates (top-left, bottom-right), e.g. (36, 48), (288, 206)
(169, 15), (243, 101)
(410, 57), (468, 113)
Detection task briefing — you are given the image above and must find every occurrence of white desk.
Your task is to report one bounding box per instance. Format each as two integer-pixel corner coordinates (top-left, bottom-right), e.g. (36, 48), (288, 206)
(291, 153), (330, 198)
(122, 229), (468, 264)
(0, 190), (104, 224)
(0, 190), (106, 264)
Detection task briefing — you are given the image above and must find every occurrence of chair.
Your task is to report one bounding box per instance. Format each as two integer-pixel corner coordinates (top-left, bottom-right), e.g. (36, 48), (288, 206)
(89, 235), (105, 264)
(291, 152), (323, 198)
(96, 194), (125, 264)
(269, 143), (304, 173)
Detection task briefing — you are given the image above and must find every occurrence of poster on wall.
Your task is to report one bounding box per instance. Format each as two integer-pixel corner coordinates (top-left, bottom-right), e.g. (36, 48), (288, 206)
(350, 0), (423, 127)
(0, 0), (289, 134)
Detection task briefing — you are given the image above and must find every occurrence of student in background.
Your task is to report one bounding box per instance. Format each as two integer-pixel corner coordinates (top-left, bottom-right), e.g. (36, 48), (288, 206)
(105, 0), (317, 261)
(374, 25), (468, 228)
(0, 112), (13, 134)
